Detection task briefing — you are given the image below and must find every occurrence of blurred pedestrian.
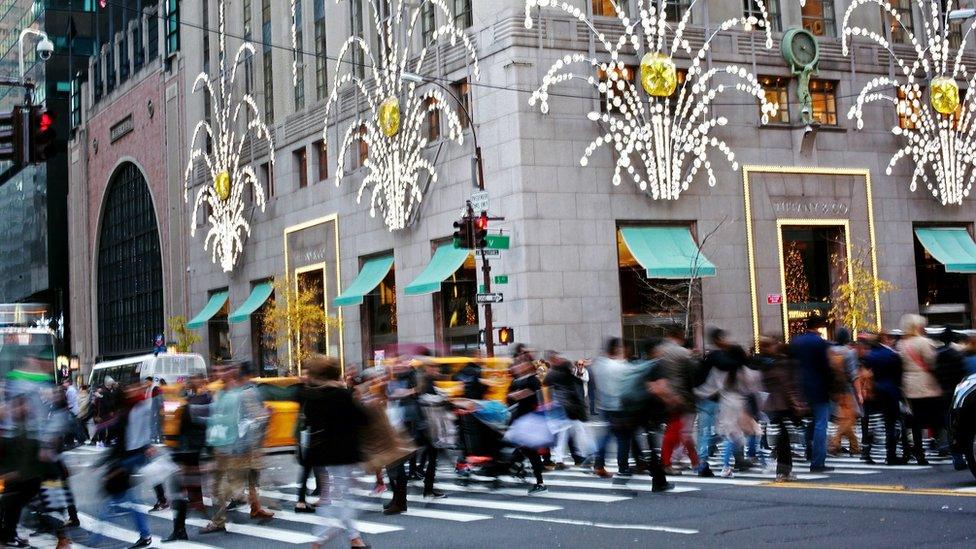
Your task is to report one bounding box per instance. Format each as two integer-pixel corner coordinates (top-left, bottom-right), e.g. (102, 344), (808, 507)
(897, 314), (942, 465)
(507, 357), (547, 493)
(299, 355), (369, 549)
(544, 353), (593, 469)
(164, 374), (211, 542)
(933, 327), (968, 469)
(862, 333), (906, 465)
(657, 328), (702, 476)
(591, 337), (631, 479)
(789, 317), (834, 472)
(756, 336), (806, 481)
(828, 329), (861, 456)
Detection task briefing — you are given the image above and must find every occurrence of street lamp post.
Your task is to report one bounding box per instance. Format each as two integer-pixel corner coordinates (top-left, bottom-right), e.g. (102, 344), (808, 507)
(19, 28), (54, 103)
(403, 72), (497, 358)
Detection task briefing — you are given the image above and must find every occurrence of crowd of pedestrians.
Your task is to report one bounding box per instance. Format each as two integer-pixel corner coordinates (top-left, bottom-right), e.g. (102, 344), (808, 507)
(1, 311), (974, 548)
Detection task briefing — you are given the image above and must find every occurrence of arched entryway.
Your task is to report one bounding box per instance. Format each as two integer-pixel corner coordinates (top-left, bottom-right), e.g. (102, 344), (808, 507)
(97, 162), (164, 357)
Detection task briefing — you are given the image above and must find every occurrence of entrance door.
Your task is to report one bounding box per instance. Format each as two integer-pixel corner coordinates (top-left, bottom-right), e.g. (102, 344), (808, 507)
(778, 223), (849, 339)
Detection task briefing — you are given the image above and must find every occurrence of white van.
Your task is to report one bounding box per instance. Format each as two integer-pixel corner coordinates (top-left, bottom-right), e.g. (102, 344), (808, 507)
(89, 353), (208, 388)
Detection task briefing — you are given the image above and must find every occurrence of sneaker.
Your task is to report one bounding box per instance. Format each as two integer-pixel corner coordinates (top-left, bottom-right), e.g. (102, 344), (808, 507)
(128, 537), (152, 549)
(294, 502), (316, 513)
(593, 467), (613, 479)
(422, 490), (447, 499)
(651, 482), (675, 493)
(662, 466), (683, 476)
(697, 466), (715, 478)
(150, 501), (170, 512)
(774, 473), (798, 482)
(527, 484), (547, 495)
(198, 524), (227, 535)
(720, 467), (734, 478)
(1, 537), (29, 548)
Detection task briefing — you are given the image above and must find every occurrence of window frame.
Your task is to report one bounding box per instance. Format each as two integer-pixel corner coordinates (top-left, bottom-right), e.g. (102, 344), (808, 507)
(453, 0), (473, 29)
(207, 288), (232, 362)
(315, 139), (329, 182)
(809, 79), (839, 126)
(745, 0), (781, 33)
(801, 0), (836, 38)
(361, 254), (398, 366)
(759, 75), (791, 125)
(294, 146), (309, 189)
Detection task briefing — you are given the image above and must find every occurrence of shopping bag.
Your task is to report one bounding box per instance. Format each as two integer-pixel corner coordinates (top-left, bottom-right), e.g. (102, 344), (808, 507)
(504, 411), (556, 450)
(136, 452), (179, 484)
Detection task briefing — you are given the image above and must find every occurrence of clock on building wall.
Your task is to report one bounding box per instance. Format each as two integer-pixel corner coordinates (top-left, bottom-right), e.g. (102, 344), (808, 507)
(781, 27), (821, 125)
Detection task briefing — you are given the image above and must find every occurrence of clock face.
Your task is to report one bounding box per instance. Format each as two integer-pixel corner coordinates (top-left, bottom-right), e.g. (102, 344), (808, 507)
(790, 31), (818, 67)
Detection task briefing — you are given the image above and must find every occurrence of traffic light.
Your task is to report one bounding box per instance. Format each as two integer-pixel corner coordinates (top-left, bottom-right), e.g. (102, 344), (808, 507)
(0, 107), (26, 166)
(453, 215), (473, 249)
(29, 107), (56, 163)
(497, 327), (514, 345)
(474, 211), (489, 248)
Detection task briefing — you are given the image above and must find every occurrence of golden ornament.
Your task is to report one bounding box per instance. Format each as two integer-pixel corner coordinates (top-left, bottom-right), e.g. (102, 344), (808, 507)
(379, 97), (401, 137)
(214, 171), (231, 201)
(640, 52), (678, 97)
(930, 76), (960, 115)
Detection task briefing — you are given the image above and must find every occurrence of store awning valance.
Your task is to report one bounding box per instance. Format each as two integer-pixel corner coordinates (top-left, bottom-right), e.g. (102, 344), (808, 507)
(915, 228), (976, 273)
(187, 291), (229, 329)
(405, 244), (471, 296)
(334, 256), (395, 307)
(228, 282), (274, 324)
(620, 226), (716, 279)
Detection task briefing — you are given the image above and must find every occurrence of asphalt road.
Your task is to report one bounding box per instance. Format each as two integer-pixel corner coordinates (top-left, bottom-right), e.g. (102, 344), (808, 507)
(43, 437), (976, 549)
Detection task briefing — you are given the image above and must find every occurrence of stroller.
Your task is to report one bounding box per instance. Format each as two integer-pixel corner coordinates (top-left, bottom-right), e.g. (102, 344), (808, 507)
(452, 400), (529, 486)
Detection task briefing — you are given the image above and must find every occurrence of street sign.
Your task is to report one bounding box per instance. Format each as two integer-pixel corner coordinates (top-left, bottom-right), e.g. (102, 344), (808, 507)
(477, 293), (504, 304)
(485, 234), (510, 250)
(470, 190), (489, 213)
(494, 275), (509, 285)
(479, 249), (500, 258)
(767, 293), (783, 305)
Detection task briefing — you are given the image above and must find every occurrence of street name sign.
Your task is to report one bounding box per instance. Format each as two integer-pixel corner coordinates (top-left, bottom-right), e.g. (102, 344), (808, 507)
(485, 234), (510, 250)
(479, 249), (500, 258)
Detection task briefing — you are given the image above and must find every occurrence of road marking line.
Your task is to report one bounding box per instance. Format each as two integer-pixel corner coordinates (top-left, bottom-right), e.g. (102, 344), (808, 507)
(544, 470), (764, 486)
(258, 490), (490, 523)
(349, 488), (562, 513)
(503, 513), (699, 534)
(428, 481), (632, 503)
(516, 477), (699, 493)
(765, 482), (976, 497)
(78, 513), (217, 548)
(202, 495), (407, 531)
(120, 503), (319, 543)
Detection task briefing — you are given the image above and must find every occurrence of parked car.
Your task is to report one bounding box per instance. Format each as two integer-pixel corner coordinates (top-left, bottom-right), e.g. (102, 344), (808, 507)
(950, 373), (976, 479)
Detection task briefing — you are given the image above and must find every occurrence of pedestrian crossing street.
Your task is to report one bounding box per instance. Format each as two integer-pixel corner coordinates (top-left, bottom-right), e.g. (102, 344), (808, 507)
(55, 442), (972, 547)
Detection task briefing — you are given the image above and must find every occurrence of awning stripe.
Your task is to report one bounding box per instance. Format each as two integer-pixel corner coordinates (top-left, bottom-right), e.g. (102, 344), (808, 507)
(228, 282), (274, 324)
(619, 226), (717, 279)
(404, 244), (471, 296)
(915, 228), (976, 274)
(187, 291), (229, 329)
(334, 255), (395, 307)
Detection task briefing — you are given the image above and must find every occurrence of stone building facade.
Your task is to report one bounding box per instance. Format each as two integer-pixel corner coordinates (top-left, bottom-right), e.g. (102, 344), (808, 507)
(69, 0), (976, 375)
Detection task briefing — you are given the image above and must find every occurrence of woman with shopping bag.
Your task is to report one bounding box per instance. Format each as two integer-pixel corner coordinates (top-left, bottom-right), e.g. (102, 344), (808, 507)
(505, 358), (549, 494)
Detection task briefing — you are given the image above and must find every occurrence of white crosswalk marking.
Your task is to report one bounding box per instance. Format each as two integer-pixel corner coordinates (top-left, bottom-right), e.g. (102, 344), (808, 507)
(429, 481), (633, 502)
(120, 503), (321, 544)
(545, 469), (764, 486)
(348, 488), (563, 513)
(257, 490), (491, 523)
(200, 496), (409, 531)
(503, 513), (699, 534)
(78, 512), (218, 549)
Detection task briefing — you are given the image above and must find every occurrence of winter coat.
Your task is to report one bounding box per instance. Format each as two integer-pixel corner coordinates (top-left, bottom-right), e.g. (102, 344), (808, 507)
(590, 356), (630, 412)
(897, 336), (942, 400)
(657, 340), (698, 413)
(544, 361), (587, 421)
(358, 400), (416, 475)
(863, 345), (903, 407)
(934, 344), (967, 396)
(789, 332), (834, 405)
(695, 366), (762, 444)
(757, 354), (806, 417)
(298, 383), (366, 467)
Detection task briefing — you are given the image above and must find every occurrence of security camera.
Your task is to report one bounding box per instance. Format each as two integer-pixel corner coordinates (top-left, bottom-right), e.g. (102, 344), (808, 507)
(36, 38), (54, 61)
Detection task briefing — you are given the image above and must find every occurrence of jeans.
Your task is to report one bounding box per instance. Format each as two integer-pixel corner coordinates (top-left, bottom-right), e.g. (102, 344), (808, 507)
(313, 464), (359, 542)
(553, 419), (595, 464)
(696, 399), (718, 461)
(722, 437), (740, 470)
(594, 411), (634, 472)
(806, 402), (830, 468)
(768, 412), (794, 475)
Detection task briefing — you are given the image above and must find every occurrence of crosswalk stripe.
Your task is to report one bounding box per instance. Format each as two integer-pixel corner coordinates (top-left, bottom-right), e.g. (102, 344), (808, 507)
(31, 533), (95, 548)
(501, 476), (699, 493)
(201, 496), (408, 532)
(120, 503), (319, 544)
(504, 513), (699, 534)
(428, 481), (632, 503)
(348, 488), (563, 513)
(257, 490), (491, 523)
(78, 512), (218, 549)
(544, 469), (764, 486)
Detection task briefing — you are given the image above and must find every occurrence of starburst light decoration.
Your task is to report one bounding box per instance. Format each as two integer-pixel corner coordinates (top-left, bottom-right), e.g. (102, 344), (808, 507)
(184, 0), (275, 273)
(324, 0), (481, 232)
(523, 0), (777, 200)
(843, 0), (976, 205)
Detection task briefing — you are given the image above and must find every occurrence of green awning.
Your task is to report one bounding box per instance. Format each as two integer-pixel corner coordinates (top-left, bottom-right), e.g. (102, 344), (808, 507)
(334, 256), (395, 307)
(915, 228), (976, 273)
(620, 226), (716, 279)
(228, 282), (274, 323)
(405, 243), (471, 296)
(187, 291), (229, 329)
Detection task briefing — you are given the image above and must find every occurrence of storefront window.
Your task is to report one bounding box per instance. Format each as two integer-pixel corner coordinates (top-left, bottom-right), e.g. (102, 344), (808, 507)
(440, 254), (479, 354)
(365, 262), (397, 364)
(617, 229), (701, 358)
(208, 290), (232, 362)
(915, 230), (973, 328)
(298, 267), (329, 354)
(802, 0), (836, 37)
(251, 285), (279, 376)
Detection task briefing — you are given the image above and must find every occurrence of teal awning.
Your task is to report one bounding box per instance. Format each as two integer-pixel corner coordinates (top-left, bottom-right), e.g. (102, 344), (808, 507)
(620, 226), (717, 279)
(228, 282), (274, 324)
(334, 256), (395, 307)
(187, 291), (229, 329)
(405, 244), (471, 296)
(915, 228), (976, 273)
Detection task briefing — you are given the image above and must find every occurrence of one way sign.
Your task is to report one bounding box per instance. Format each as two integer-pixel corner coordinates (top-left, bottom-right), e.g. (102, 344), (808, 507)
(476, 293), (504, 304)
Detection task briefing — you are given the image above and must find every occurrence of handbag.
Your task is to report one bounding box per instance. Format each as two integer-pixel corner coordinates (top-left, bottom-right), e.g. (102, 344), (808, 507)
(135, 452), (179, 484)
(504, 411), (556, 449)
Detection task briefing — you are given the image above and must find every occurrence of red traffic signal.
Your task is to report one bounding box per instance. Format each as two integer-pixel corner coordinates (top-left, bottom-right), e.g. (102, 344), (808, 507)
(474, 212), (489, 248)
(29, 107), (56, 163)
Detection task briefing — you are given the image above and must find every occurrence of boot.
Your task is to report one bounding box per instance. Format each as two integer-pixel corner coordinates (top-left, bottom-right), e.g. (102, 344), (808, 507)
(65, 505), (80, 528)
(168, 499), (188, 538)
(383, 484), (408, 515)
